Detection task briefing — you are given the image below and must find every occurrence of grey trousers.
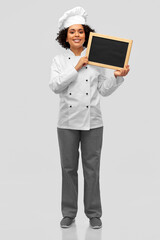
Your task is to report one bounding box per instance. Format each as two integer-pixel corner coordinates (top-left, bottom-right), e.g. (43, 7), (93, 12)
(57, 126), (103, 219)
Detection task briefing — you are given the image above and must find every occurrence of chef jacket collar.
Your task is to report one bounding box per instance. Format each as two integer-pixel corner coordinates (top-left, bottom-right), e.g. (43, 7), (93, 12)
(67, 47), (86, 57)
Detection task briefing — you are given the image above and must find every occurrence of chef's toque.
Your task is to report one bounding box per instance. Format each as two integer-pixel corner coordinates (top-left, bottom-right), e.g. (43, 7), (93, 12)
(58, 6), (88, 30)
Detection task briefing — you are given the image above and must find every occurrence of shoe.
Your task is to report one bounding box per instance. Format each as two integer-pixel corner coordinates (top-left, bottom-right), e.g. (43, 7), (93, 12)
(60, 217), (75, 228)
(90, 217), (102, 229)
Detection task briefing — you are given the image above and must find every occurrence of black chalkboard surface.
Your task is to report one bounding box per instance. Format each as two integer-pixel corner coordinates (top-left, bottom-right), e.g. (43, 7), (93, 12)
(86, 32), (133, 70)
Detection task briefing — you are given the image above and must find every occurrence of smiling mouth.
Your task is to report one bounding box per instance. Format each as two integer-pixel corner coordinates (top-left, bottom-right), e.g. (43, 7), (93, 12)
(73, 39), (81, 43)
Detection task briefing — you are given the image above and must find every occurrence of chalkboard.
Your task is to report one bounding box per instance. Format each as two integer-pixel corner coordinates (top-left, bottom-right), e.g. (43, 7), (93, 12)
(86, 32), (133, 70)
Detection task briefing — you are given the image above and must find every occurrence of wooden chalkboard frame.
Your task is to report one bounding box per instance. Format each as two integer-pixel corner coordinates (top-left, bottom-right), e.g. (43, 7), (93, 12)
(86, 32), (133, 70)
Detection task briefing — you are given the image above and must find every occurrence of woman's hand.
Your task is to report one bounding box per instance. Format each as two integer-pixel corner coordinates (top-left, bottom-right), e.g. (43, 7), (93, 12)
(114, 65), (130, 78)
(75, 56), (88, 71)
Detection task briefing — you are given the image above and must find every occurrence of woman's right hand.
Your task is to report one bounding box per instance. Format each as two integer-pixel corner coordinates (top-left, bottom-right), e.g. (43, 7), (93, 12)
(75, 56), (88, 71)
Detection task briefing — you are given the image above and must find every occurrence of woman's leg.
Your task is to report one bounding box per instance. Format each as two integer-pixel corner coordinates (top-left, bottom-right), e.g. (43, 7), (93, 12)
(80, 127), (103, 219)
(57, 128), (80, 218)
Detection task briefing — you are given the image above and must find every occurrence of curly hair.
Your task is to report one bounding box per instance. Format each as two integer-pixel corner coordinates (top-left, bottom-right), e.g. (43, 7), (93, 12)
(55, 25), (95, 49)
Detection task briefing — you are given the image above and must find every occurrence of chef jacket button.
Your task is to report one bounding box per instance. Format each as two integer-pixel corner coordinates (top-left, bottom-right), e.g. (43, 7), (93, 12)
(69, 105), (72, 108)
(69, 93), (72, 95)
(86, 67), (87, 69)
(86, 106), (89, 108)
(86, 79), (88, 82)
(86, 93), (88, 95)
(68, 57), (70, 59)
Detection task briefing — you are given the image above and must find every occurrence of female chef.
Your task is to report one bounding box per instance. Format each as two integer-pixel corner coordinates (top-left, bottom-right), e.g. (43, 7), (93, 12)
(49, 6), (130, 229)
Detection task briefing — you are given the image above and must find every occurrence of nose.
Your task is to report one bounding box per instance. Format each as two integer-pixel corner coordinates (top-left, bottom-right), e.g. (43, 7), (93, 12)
(75, 31), (80, 36)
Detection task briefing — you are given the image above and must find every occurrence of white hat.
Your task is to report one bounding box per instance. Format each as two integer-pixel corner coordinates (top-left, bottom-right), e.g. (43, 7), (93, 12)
(58, 6), (88, 31)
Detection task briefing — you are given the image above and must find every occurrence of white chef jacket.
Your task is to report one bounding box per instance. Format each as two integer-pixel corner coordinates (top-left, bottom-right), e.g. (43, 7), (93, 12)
(49, 48), (124, 130)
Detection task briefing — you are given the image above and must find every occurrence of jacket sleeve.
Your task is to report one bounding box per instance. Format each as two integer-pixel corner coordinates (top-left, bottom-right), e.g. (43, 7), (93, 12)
(49, 57), (78, 94)
(97, 67), (124, 97)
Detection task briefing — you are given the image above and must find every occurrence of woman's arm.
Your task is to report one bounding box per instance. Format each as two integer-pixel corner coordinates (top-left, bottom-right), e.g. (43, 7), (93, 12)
(49, 57), (78, 94)
(97, 68), (124, 97)
(97, 65), (130, 97)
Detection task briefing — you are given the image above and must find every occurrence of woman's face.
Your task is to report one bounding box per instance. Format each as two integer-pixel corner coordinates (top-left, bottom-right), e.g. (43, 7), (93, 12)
(66, 24), (85, 49)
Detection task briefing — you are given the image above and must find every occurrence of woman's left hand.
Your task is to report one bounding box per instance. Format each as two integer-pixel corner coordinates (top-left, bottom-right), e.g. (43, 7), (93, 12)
(114, 65), (130, 78)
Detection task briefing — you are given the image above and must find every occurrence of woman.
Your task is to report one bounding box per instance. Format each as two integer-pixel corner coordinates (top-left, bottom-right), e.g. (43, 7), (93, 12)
(49, 6), (129, 229)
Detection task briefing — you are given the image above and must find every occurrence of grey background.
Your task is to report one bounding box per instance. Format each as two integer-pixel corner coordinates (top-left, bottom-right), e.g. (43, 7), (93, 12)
(0, 0), (160, 239)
